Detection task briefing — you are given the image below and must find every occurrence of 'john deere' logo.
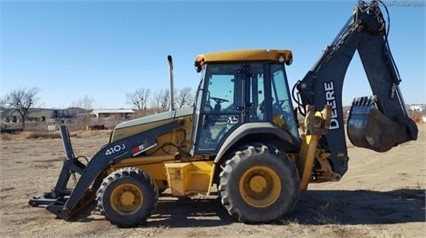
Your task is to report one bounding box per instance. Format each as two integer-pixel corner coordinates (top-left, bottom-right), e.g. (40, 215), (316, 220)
(324, 81), (339, 130)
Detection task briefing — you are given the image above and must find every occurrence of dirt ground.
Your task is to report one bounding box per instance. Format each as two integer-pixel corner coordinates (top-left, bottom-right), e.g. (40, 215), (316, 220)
(0, 125), (425, 238)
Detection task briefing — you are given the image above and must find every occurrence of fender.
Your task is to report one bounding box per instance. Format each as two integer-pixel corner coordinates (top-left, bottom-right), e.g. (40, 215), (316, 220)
(214, 122), (300, 164)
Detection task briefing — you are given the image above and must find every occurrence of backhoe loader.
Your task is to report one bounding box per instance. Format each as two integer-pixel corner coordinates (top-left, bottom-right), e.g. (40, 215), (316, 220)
(30, 0), (418, 227)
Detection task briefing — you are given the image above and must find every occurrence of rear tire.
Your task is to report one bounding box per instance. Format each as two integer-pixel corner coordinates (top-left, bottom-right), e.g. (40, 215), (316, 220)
(96, 167), (158, 227)
(219, 143), (300, 223)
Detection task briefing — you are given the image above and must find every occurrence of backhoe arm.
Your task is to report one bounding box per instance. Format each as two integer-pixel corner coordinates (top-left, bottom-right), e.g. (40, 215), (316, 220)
(295, 0), (418, 177)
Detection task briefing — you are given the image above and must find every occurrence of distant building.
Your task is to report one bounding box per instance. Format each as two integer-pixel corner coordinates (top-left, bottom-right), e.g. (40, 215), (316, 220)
(409, 105), (423, 112)
(90, 109), (135, 120)
(0, 108), (82, 123)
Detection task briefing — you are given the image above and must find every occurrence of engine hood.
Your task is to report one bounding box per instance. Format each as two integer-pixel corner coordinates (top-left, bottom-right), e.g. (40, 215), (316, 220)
(115, 107), (194, 129)
(111, 107), (194, 142)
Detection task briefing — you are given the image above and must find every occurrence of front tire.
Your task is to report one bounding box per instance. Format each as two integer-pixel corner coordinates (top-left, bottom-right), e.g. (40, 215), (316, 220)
(219, 143), (300, 223)
(96, 167), (158, 227)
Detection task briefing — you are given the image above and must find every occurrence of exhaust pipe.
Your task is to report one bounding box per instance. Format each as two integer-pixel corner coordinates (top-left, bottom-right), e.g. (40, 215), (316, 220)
(167, 55), (174, 111)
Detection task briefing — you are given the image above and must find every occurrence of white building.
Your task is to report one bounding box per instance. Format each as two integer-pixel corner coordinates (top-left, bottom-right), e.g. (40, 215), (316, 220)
(90, 109), (135, 120)
(409, 105), (423, 111)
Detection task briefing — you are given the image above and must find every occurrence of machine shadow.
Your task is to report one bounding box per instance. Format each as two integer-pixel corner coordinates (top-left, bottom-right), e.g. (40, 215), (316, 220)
(146, 188), (425, 227)
(288, 188), (425, 225)
(77, 188), (424, 227)
(145, 193), (234, 228)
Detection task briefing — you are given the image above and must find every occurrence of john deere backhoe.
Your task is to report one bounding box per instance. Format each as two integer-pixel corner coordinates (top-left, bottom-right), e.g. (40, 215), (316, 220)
(30, 0), (418, 227)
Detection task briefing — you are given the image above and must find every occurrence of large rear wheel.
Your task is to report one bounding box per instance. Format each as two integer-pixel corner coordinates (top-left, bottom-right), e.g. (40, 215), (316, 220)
(96, 167), (158, 227)
(219, 143), (300, 223)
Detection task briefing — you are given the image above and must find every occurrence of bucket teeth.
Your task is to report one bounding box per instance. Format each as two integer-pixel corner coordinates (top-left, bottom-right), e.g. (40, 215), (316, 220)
(351, 95), (376, 106)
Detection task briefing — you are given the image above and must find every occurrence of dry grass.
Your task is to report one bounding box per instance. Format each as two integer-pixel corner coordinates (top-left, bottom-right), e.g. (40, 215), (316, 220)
(14, 131), (61, 140)
(0, 129), (112, 141)
(74, 129), (112, 138)
(24, 132), (62, 139)
(0, 134), (12, 141)
(313, 203), (339, 224)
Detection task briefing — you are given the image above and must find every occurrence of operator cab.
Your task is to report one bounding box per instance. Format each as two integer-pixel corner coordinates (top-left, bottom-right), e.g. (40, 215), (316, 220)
(191, 49), (299, 154)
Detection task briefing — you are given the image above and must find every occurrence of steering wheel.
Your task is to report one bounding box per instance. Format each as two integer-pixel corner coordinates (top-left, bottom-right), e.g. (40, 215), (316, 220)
(274, 100), (295, 124)
(210, 97), (229, 104)
(276, 100), (291, 112)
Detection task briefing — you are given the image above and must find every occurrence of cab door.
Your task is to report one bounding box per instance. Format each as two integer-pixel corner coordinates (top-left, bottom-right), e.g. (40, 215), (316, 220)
(244, 63), (267, 122)
(194, 63), (245, 153)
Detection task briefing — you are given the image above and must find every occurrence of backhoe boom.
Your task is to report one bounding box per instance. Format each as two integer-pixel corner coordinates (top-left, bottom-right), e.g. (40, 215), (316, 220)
(296, 0), (417, 177)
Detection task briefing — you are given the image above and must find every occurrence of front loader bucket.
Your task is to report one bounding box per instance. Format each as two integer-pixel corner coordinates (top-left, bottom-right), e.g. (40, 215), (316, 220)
(347, 96), (417, 152)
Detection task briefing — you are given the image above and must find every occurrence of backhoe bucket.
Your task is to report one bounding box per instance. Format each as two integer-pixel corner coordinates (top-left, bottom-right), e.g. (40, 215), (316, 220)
(347, 96), (417, 152)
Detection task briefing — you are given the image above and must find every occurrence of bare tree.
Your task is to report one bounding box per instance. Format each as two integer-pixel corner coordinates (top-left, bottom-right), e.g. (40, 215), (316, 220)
(70, 95), (95, 110)
(149, 88), (194, 112)
(152, 89), (170, 113)
(126, 88), (151, 111)
(175, 87), (194, 108)
(1, 87), (40, 129)
(0, 99), (6, 110)
(80, 95), (95, 110)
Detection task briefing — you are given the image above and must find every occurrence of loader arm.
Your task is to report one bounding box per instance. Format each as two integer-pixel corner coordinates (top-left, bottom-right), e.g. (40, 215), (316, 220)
(295, 0), (418, 177)
(30, 121), (182, 220)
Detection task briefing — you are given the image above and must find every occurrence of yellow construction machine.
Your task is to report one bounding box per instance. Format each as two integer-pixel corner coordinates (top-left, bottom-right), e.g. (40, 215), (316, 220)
(30, 0), (418, 227)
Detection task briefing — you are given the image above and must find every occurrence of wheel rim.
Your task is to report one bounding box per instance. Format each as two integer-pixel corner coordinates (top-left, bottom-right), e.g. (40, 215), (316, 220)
(110, 184), (143, 215)
(239, 166), (281, 208)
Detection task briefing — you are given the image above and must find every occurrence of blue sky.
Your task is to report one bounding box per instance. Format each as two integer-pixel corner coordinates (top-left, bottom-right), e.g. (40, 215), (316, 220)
(1, 0), (425, 109)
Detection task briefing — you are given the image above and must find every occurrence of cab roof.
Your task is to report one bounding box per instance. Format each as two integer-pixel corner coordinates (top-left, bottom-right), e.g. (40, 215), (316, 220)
(195, 49), (293, 72)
